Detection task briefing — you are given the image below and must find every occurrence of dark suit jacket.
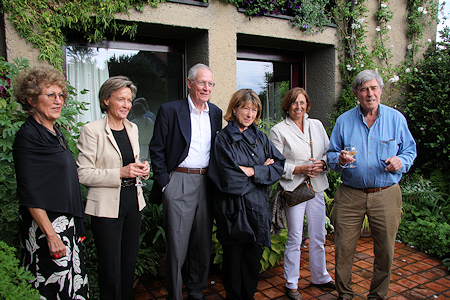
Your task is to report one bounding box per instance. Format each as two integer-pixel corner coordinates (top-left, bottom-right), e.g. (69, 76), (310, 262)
(149, 98), (223, 203)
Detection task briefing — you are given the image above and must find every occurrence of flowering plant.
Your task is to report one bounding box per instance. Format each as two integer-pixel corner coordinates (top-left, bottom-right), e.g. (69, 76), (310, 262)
(220, 0), (331, 34)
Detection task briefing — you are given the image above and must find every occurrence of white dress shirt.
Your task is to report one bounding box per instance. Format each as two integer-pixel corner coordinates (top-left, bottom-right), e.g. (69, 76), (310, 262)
(178, 95), (212, 168)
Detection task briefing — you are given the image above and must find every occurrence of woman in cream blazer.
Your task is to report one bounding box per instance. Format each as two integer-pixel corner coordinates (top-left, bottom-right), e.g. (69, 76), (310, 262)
(77, 76), (149, 300)
(269, 88), (334, 300)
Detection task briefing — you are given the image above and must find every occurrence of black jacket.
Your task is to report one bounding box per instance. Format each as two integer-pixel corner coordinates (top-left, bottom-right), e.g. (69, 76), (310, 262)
(208, 122), (285, 246)
(149, 98), (222, 203)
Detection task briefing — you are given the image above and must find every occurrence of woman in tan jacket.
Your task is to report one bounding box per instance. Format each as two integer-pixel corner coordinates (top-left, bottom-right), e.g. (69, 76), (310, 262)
(77, 76), (149, 300)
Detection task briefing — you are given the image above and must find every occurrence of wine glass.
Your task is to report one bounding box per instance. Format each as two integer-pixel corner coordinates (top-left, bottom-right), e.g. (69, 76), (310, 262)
(135, 157), (148, 187)
(343, 146), (357, 168)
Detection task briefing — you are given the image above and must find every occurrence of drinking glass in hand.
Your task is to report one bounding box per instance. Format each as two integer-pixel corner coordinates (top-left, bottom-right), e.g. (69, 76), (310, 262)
(343, 146), (357, 168)
(135, 157), (147, 187)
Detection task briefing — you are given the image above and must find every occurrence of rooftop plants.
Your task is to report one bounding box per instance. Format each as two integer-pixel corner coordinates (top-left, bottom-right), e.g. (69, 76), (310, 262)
(220, 0), (332, 34)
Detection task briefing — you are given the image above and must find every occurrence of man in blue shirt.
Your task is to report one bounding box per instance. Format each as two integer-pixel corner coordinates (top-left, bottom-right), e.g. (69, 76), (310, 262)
(327, 70), (417, 300)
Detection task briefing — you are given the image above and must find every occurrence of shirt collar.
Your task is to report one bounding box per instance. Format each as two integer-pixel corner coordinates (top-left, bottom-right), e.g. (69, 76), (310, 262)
(187, 95), (209, 114)
(358, 103), (383, 120)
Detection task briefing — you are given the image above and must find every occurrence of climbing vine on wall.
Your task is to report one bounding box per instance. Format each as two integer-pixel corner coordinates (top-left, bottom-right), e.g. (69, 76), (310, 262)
(1, 0), (165, 69)
(327, 0), (438, 125)
(1, 0), (440, 114)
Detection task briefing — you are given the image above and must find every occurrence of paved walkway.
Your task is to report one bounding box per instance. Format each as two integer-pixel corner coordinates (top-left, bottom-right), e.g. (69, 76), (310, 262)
(134, 236), (450, 299)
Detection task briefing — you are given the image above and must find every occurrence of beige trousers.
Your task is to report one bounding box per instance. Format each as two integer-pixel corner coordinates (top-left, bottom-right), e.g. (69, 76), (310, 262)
(332, 184), (402, 299)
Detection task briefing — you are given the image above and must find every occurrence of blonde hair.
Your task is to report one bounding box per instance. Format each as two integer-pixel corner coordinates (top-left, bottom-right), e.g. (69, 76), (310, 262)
(99, 76), (137, 113)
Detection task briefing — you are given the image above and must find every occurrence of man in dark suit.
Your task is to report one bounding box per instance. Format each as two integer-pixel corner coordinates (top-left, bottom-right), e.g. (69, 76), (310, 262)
(150, 63), (222, 300)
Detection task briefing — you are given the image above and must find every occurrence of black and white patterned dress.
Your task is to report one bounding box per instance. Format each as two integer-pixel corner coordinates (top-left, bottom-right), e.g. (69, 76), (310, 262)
(20, 209), (89, 299)
(13, 117), (89, 299)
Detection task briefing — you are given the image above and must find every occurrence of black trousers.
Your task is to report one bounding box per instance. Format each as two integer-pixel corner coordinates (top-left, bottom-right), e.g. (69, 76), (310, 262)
(222, 242), (263, 300)
(91, 190), (142, 300)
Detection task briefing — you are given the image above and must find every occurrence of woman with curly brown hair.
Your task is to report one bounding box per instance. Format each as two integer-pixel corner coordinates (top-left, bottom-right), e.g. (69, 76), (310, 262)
(13, 66), (89, 299)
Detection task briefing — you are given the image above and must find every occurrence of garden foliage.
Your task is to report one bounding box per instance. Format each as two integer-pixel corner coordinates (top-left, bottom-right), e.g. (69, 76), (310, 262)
(0, 241), (41, 299)
(401, 28), (450, 176)
(2, 0), (165, 68)
(398, 172), (450, 259)
(0, 57), (28, 250)
(220, 0), (331, 34)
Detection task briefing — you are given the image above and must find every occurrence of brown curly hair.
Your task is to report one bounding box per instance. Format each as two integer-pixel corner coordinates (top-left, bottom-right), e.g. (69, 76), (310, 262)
(13, 66), (68, 116)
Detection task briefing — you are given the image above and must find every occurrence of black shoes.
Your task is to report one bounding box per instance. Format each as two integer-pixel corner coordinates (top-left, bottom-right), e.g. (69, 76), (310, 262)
(313, 280), (336, 290)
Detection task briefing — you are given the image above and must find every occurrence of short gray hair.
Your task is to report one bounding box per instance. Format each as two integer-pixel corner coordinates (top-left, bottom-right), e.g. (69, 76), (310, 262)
(352, 70), (384, 94)
(99, 76), (137, 113)
(187, 63), (214, 81)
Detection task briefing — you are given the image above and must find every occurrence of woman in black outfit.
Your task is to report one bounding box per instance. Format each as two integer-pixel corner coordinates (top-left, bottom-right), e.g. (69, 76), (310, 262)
(208, 89), (285, 299)
(77, 76), (149, 299)
(13, 66), (89, 298)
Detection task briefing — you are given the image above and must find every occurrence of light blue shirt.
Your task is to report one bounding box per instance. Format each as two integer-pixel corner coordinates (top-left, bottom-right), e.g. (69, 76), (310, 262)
(327, 104), (417, 189)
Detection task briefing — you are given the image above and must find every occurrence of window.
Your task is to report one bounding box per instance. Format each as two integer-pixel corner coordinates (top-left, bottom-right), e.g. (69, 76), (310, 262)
(237, 46), (305, 122)
(65, 40), (184, 125)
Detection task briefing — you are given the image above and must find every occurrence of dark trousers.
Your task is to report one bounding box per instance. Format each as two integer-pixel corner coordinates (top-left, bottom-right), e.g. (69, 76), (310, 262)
(91, 194), (142, 300)
(222, 242), (263, 300)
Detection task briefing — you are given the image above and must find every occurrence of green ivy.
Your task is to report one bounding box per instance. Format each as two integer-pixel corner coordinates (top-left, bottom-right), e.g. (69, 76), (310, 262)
(2, 0), (166, 68)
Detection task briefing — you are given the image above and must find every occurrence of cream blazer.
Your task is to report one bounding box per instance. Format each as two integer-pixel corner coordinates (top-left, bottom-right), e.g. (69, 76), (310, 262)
(77, 114), (146, 218)
(269, 114), (330, 193)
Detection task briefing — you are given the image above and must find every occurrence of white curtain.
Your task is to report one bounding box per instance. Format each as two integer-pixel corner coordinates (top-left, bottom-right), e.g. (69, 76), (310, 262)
(67, 60), (109, 124)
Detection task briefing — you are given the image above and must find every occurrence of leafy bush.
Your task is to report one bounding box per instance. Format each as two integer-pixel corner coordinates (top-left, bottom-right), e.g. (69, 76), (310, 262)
(261, 229), (288, 271)
(0, 241), (41, 299)
(401, 28), (450, 176)
(399, 217), (450, 258)
(398, 173), (450, 259)
(0, 57), (29, 250)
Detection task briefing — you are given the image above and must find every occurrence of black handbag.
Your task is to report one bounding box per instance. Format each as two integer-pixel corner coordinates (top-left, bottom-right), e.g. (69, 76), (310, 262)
(281, 126), (316, 207)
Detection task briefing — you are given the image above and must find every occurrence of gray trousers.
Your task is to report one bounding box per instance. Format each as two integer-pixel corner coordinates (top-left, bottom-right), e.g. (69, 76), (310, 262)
(163, 171), (212, 300)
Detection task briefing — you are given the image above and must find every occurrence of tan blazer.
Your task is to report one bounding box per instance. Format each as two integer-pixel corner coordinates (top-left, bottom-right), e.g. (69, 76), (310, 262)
(269, 114), (330, 193)
(77, 114), (146, 218)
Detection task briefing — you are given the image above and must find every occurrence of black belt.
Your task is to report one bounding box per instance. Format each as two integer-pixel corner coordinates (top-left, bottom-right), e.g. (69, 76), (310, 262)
(173, 167), (208, 175)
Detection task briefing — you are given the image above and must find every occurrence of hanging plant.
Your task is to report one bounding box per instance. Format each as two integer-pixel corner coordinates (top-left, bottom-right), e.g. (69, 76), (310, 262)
(219, 0), (332, 34)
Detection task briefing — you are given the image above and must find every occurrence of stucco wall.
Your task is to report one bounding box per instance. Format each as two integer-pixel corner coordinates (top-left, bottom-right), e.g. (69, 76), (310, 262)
(3, 0), (437, 124)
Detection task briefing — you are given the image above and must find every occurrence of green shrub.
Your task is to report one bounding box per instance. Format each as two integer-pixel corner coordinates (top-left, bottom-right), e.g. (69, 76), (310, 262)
(0, 57), (29, 250)
(398, 173), (450, 259)
(0, 241), (41, 299)
(261, 229), (288, 271)
(401, 28), (450, 176)
(398, 217), (450, 258)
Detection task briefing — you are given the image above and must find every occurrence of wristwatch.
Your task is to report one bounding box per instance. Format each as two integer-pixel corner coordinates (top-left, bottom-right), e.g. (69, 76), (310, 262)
(321, 160), (328, 171)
